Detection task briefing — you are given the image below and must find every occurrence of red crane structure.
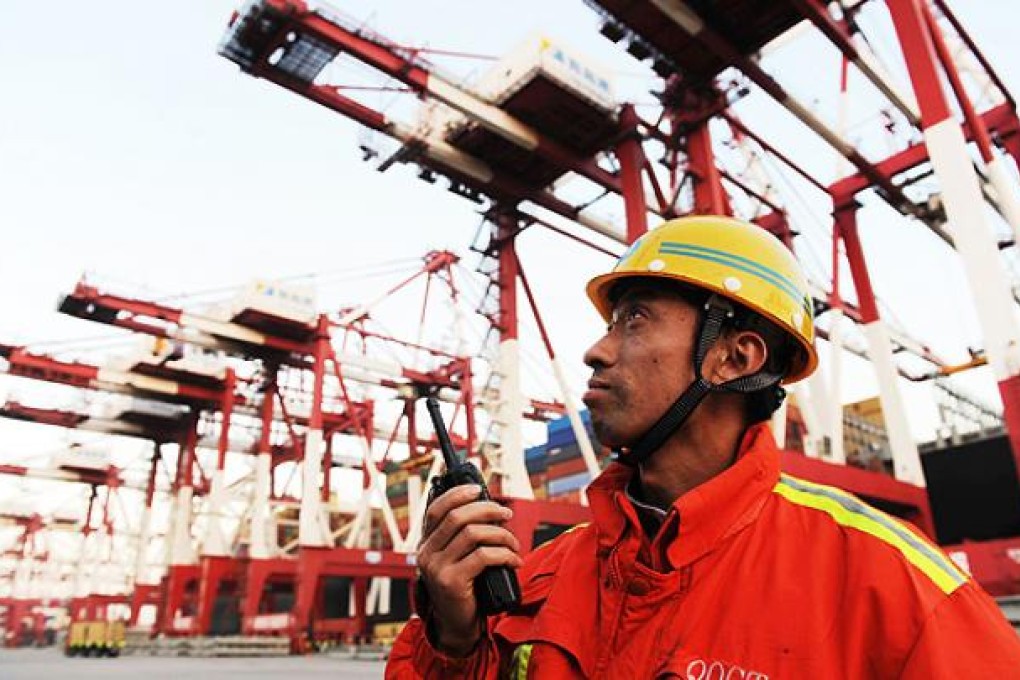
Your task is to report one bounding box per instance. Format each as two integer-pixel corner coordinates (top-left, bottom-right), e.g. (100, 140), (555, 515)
(0, 415), (176, 633)
(0, 510), (77, 648)
(215, 0), (1020, 601)
(0, 250), (591, 650)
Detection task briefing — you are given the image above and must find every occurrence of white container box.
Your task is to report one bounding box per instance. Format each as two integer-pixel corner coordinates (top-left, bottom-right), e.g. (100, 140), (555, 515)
(475, 33), (616, 112)
(228, 279), (317, 327)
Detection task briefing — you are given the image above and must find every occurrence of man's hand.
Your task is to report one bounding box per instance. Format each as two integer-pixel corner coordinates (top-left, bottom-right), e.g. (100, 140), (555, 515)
(417, 484), (522, 656)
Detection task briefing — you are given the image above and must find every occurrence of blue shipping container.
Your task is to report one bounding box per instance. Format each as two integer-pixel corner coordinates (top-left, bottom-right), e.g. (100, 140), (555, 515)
(548, 470), (591, 496)
(547, 410), (593, 437)
(526, 456), (549, 474)
(545, 443), (583, 464)
(547, 428), (598, 450)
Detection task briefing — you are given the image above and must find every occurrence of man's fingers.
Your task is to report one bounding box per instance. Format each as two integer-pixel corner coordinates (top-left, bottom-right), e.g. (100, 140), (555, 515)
(461, 546), (523, 575)
(423, 484), (483, 537)
(423, 500), (512, 554)
(428, 545), (523, 598)
(442, 523), (520, 563)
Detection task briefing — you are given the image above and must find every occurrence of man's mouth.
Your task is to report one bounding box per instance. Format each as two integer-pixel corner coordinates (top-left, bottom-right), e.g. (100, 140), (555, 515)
(582, 378), (612, 405)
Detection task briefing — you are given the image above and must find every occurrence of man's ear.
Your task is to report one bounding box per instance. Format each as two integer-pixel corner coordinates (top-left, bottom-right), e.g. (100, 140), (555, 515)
(705, 329), (769, 383)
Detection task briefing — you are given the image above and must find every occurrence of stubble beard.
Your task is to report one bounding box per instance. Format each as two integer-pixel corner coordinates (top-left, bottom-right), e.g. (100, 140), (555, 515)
(589, 388), (630, 450)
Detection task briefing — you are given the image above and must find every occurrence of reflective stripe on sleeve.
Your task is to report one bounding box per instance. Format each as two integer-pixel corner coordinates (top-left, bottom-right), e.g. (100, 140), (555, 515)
(511, 643), (534, 680)
(774, 474), (967, 594)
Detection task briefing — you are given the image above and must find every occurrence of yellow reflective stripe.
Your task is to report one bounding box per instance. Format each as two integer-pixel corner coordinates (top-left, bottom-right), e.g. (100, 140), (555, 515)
(773, 475), (967, 595)
(511, 643), (534, 680)
(530, 522), (590, 553)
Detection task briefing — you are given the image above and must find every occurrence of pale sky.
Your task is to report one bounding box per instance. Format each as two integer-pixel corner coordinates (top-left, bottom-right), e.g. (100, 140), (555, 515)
(1, 1), (1019, 561)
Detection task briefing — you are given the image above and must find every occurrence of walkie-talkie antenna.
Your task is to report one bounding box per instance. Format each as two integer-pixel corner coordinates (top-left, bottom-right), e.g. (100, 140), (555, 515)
(426, 396), (458, 469)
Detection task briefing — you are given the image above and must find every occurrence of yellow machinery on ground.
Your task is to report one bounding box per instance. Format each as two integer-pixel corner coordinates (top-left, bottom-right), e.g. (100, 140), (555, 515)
(372, 621), (407, 647)
(64, 620), (125, 657)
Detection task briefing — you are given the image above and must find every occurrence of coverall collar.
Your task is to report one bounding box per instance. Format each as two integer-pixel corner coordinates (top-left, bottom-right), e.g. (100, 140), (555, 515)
(588, 422), (781, 570)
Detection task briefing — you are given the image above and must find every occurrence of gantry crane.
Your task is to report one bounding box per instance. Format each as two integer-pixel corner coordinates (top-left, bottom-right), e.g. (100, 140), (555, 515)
(0, 510), (76, 647)
(215, 0), (1020, 598)
(4, 250), (589, 648)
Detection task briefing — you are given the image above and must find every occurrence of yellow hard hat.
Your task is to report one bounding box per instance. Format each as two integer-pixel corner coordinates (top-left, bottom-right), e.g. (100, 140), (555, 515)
(586, 215), (817, 383)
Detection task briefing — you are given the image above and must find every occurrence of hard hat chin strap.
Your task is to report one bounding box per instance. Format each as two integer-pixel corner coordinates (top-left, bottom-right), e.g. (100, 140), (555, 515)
(617, 295), (785, 468)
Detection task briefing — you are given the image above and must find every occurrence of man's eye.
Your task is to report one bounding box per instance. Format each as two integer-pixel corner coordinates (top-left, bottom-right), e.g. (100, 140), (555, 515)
(625, 307), (646, 321)
(613, 307), (645, 326)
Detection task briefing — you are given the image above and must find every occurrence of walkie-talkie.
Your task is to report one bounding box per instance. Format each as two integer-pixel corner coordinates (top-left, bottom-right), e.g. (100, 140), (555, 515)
(425, 396), (521, 615)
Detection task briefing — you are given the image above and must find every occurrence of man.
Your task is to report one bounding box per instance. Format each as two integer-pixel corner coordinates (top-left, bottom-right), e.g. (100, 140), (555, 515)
(387, 216), (1020, 678)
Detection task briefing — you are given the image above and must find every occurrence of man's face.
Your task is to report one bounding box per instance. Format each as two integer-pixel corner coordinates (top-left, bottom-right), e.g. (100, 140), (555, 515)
(581, 282), (701, 449)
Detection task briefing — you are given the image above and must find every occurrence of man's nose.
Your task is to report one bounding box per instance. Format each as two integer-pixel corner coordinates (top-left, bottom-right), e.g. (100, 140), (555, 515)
(583, 331), (617, 370)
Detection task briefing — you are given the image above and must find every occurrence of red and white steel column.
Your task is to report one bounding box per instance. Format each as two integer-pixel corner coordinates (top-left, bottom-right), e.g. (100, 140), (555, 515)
(887, 0), (1020, 471)
(616, 104), (651, 243)
(687, 121), (732, 217)
(298, 316), (332, 547)
(201, 368), (236, 557)
(132, 447), (160, 588)
(919, 2), (1020, 241)
(517, 255), (601, 484)
(168, 419), (199, 569)
(249, 370), (276, 559)
(72, 486), (98, 599)
(825, 262), (847, 464)
(11, 520), (37, 599)
(494, 210), (533, 498)
(836, 202), (924, 485)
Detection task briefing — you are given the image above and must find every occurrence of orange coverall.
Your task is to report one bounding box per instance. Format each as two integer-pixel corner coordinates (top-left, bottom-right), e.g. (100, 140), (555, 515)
(387, 424), (1020, 678)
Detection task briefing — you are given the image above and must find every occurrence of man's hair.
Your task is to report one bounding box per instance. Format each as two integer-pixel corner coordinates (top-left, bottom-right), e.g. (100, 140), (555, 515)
(610, 277), (801, 423)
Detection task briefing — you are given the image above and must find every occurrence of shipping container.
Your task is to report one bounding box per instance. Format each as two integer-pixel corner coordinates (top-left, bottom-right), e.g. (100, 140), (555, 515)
(387, 481), (409, 498)
(549, 489), (584, 504)
(432, 34), (618, 158)
(228, 279), (317, 326)
(547, 409), (594, 437)
(547, 455), (590, 480)
(526, 456), (549, 474)
(842, 397), (890, 470)
(547, 427), (599, 449)
(546, 442), (583, 462)
(548, 470), (591, 496)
